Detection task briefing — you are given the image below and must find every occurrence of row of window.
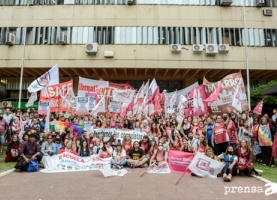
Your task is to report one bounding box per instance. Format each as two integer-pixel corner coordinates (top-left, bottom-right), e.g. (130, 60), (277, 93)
(1, 26), (277, 46)
(0, 0), (277, 7)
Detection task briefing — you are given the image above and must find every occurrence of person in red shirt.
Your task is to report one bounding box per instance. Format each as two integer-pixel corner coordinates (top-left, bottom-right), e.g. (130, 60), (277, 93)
(139, 135), (151, 158)
(98, 142), (112, 158)
(149, 142), (168, 169)
(122, 134), (132, 156)
(58, 140), (77, 155)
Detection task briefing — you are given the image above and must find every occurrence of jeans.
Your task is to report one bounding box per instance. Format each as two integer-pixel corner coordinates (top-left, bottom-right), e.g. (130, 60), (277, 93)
(111, 158), (127, 167)
(0, 135), (4, 145)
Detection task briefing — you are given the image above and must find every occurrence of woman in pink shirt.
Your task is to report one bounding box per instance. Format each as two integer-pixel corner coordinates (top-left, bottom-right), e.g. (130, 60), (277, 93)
(98, 142), (112, 158)
(122, 134), (132, 156)
(150, 123), (161, 144)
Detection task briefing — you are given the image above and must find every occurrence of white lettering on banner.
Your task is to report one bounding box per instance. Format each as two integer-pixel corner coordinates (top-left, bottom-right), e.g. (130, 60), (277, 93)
(41, 153), (111, 173)
(93, 128), (146, 142)
(78, 77), (109, 97)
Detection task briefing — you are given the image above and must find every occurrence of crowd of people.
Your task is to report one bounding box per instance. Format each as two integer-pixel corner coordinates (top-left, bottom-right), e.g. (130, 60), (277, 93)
(0, 107), (276, 182)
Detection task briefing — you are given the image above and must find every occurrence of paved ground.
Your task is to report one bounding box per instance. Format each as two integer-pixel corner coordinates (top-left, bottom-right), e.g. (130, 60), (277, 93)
(1, 168), (277, 200)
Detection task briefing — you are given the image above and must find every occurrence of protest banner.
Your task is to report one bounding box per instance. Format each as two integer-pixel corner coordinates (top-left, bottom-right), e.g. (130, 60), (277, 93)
(40, 80), (74, 112)
(41, 153), (111, 173)
(112, 89), (136, 105)
(167, 150), (194, 174)
(100, 169), (129, 177)
(203, 72), (249, 114)
(83, 121), (93, 134)
(93, 128), (146, 142)
(147, 162), (171, 174)
(76, 97), (89, 114)
(109, 97), (120, 113)
(85, 92), (98, 110)
(164, 82), (199, 114)
(38, 101), (50, 115)
(187, 152), (225, 178)
(78, 77), (109, 97)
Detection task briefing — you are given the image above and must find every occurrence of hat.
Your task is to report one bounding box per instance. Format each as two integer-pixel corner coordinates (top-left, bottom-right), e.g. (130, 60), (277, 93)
(116, 142), (122, 146)
(29, 134), (36, 138)
(115, 120), (120, 123)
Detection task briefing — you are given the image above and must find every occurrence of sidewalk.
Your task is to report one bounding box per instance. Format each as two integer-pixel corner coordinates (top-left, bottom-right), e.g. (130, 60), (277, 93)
(0, 168), (276, 200)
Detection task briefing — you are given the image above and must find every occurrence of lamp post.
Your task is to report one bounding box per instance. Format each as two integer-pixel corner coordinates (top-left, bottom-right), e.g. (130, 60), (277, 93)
(241, 0), (251, 110)
(18, 0), (33, 109)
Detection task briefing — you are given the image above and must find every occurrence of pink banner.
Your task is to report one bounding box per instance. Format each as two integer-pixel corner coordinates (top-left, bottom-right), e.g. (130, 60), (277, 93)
(183, 85), (209, 117)
(168, 150), (194, 174)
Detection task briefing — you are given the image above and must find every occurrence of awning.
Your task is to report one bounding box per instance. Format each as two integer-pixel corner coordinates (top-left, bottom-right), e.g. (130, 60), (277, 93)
(262, 86), (277, 96)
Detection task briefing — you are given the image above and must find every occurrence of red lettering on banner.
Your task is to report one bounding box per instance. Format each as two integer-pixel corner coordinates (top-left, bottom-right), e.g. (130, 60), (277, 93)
(62, 153), (85, 163)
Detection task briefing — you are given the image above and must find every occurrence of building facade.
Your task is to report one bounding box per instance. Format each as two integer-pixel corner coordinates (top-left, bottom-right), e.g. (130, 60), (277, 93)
(0, 0), (277, 107)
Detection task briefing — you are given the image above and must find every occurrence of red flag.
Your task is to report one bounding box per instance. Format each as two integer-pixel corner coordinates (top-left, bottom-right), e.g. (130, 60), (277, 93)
(160, 92), (165, 104)
(253, 98), (265, 115)
(203, 82), (222, 102)
(147, 87), (163, 113)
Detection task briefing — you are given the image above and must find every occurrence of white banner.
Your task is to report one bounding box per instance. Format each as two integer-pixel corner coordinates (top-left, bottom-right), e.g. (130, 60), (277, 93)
(41, 153), (111, 173)
(38, 101), (50, 115)
(76, 97), (89, 114)
(112, 89), (136, 104)
(147, 162), (171, 174)
(78, 77), (109, 97)
(109, 97), (120, 113)
(99, 169), (129, 177)
(93, 128), (146, 142)
(187, 152), (225, 178)
(164, 82), (199, 114)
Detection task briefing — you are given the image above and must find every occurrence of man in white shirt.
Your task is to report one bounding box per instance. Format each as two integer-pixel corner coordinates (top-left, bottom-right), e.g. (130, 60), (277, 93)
(3, 108), (13, 142)
(187, 132), (198, 152)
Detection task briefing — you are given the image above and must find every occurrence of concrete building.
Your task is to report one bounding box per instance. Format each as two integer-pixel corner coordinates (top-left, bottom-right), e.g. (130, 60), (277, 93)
(0, 1), (277, 107)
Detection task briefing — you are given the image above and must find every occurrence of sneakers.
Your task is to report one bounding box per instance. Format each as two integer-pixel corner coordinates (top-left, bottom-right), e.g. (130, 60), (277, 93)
(271, 165), (276, 168)
(112, 165), (116, 169)
(226, 174), (232, 182)
(117, 166), (122, 169)
(223, 174), (228, 181)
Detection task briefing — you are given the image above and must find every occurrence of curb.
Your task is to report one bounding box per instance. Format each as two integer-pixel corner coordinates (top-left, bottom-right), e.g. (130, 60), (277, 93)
(0, 168), (15, 178)
(253, 174), (274, 184)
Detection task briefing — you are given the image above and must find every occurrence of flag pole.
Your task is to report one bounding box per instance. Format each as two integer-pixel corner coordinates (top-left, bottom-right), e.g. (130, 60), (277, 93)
(241, 0), (251, 110)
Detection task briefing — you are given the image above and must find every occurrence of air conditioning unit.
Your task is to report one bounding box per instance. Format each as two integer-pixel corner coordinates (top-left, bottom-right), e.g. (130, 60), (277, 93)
(218, 44), (230, 53)
(192, 44), (203, 53)
(59, 32), (67, 45)
(205, 44), (218, 55)
(127, 0), (134, 4)
(220, 0), (233, 6)
(2, 101), (12, 108)
(104, 51), (114, 58)
(5, 33), (15, 45)
(263, 9), (272, 16)
(171, 44), (181, 53)
(256, 0), (265, 7)
(27, 0), (34, 5)
(85, 43), (98, 54)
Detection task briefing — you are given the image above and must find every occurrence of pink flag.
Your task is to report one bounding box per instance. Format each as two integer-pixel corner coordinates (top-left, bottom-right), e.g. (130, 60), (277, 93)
(203, 82), (222, 102)
(148, 87), (163, 113)
(253, 98), (265, 115)
(120, 107), (127, 118)
(167, 150), (194, 174)
(160, 92), (165, 104)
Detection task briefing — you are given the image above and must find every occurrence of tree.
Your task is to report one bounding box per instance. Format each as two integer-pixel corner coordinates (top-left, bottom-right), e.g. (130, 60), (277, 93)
(250, 79), (277, 115)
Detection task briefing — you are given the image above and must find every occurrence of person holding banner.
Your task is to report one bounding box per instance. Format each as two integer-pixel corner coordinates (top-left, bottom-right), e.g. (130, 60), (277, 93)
(98, 142), (112, 159)
(218, 146), (238, 182)
(149, 142), (168, 169)
(128, 141), (148, 168)
(58, 140), (77, 155)
(205, 147), (220, 161)
(78, 140), (91, 157)
(180, 118), (191, 139)
(111, 143), (127, 169)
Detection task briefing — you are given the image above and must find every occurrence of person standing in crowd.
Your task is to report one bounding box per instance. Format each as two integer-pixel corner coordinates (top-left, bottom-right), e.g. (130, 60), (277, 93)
(11, 117), (21, 135)
(0, 111), (8, 155)
(235, 139), (254, 176)
(15, 134), (41, 172)
(5, 134), (20, 162)
(257, 116), (275, 167)
(212, 114), (230, 155)
(111, 143), (127, 169)
(41, 134), (57, 156)
(206, 117), (214, 151)
(224, 112), (238, 150)
(128, 141), (148, 168)
(113, 120), (122, 129)
(187, 132), (198, 152)
(149, 142), (168, 169)
(58, 140), (77, 155)
(180, 139), (191, 152)
(29, 118), (41, 142)
(141, 120), (150, 134)
(78, 140), (91, 157)
(150, 123), (161, 144)
(238, 120), (253, 144)
(218, 146), (238, 182)
(76, 130), (88, 152)
(3, 108), (13, 142)
(271, 108), (277, 123)
(88, 133), (94, 152)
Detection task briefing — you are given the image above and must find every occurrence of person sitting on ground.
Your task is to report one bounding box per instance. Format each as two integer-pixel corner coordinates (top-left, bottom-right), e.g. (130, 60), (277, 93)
(235, 139), (254, 176)
(98, 142), (112, 158)
(149, 142), (168, 169)
(58, 140), (77, 155)
(40, 134), (57, 156)
(139, 135), (151, 159)
(109, 134), (118, 150)
(111, 143), (127, 169)
(160, 134), (170, 151)
(128, 141), (148, 168)
(218, 146), (238, 182)
(180, 139), (191, 152)
(205, 147), (219, 161)
(78, 140), (91, 157)
(15, 134), (41, 172)
(93, 139), (101, 155)
(122, 134), (132, 156)
(5, 135), (20, 162)
(196, 134), (207, 154)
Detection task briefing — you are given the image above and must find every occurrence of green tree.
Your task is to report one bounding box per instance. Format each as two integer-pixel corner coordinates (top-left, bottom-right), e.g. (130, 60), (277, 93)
(250, 79), (277, 114)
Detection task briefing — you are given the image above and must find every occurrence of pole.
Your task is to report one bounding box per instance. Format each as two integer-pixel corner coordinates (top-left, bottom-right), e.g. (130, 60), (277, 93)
(242, 0), (251, 110)
(18, 3), (30, 109)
